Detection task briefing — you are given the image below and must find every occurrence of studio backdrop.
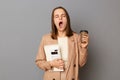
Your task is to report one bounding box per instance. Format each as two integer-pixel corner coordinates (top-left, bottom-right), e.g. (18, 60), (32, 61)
(0, 0), (120, 80)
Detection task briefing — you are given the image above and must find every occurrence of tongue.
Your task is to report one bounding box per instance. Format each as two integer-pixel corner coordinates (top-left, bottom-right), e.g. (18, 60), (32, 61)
(59, 22), (63, 27)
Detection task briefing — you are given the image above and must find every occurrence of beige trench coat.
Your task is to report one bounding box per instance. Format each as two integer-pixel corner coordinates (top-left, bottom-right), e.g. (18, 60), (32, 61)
(35, 33), (88, 80)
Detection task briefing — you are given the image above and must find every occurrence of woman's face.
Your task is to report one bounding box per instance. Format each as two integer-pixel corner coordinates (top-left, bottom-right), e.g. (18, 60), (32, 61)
(53, 8), (67, 32)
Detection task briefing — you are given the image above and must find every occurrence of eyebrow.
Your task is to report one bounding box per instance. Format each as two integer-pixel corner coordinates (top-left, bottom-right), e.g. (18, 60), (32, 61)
(54, 13), (66, 16)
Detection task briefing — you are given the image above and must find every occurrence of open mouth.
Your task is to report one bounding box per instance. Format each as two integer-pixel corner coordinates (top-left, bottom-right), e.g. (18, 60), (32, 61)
(59, 21), (63, 27)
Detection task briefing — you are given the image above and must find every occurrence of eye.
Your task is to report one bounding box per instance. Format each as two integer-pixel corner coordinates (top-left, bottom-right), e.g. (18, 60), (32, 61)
(55, 15), (59, 18)
(62, 14), (66, 17)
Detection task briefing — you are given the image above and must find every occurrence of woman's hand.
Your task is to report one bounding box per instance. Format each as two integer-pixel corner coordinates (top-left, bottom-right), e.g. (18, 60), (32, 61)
(50, 58), (64, 69)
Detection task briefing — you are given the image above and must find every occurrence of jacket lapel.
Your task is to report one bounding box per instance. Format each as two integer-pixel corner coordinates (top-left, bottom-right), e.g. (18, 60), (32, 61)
(66, 35), (75, 75)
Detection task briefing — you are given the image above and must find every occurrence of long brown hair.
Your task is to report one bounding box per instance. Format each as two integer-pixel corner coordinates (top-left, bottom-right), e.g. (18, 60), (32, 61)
(51, 6), (73, 39)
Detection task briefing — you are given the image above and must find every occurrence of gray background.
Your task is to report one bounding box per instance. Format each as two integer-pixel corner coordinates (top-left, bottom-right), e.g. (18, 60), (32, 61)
(0, 0), (120, 80)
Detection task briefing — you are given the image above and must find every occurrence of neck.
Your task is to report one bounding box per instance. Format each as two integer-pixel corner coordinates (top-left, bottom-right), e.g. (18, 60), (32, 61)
(58, 31), (66, 37)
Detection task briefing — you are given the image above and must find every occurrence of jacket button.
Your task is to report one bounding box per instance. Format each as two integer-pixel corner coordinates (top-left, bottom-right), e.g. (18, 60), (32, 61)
(74, 64), (76, 67)
(53, 78), (55, 80)
(72, 78), (74, 80)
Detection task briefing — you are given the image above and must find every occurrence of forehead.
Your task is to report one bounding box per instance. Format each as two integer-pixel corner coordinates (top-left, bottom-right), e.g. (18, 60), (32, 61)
(54, 8), (66, 15)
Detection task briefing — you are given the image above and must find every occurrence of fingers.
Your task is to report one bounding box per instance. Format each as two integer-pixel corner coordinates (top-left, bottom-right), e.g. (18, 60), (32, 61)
(80, 34), (89, 48)
(58, 59), (64, 66)
(81, 34), (89, 43)
(58, 60), (64, 69)
(51, 59), (65, 68)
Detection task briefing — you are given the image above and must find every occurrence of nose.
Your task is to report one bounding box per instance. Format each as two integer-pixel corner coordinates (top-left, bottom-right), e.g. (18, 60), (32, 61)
(59, 16), (62, 20)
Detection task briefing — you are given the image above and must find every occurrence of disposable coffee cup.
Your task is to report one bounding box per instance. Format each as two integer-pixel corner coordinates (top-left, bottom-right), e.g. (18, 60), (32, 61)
(80, 30), (88, 43)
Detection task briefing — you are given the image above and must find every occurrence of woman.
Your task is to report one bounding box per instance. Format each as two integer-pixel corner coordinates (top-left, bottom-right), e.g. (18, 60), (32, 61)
(35, 6), (89, 80)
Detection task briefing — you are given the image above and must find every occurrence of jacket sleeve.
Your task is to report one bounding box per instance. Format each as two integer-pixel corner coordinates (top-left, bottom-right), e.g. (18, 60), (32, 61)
(35, 36), (52, 71)
(78, 35), (88, 67)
